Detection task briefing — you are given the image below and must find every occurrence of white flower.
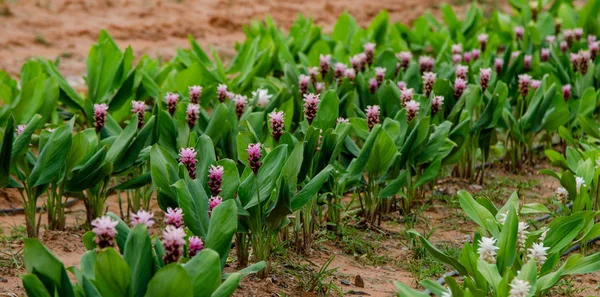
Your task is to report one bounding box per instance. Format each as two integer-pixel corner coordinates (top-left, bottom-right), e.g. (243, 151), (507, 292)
(575, 176), (586, 193)
(539, 227), (549, 242)
(251, 88), (272, 107)
(509, 279), (531, 297)
(517, 222), (529, 251)
(478, 237), (499, 264)
(527, 242), (549, 266)
(441, 289), (452, 297)
(555, 187), (568, 204)
(498, 211), (508, 224)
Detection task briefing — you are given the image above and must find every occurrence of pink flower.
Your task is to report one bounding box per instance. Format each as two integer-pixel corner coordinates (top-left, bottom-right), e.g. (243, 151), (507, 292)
(345, 68), (356, 81)
(299, 74), (310, 94)
(186, 104), (200, 129)
(560, 41), (568, 53)
(478, 33), (488, 51)
(91, 216), (118, 249)
(480, 68), (491, 91)
(131, 210), (155, 228)
(524, 55), (532, 71)
(16, 125), (26, 136)
(303, 93), (320, 124)
(131, 101), (146, 128)
(234, 95), (247, 119)
(511, 51), (521, 62)
(308, 67), (319, 84)
(350, 55), (362, 72)
(405, 100), (420, 122)
(452, 44), (463, 55)
(179, 147), (198, 179)
(334, 63), (347, 80)
(315, 82), (324, 94)
(93, 103), (108, 132)
(431, 96), (444, 116)
(463, 52), (472, 63)
(188, 85), (202, 104)
(165, 207), (184, 228)
(494, 58), (504, 73)
(401, 88), (414, 107)
(588, 34), (596, 45)
(579, 51), (590, 75)
(531, 79), (541, 90)
(562, 84), (571, 101)
(514, 26), (524, 40)
(188, 236), (204, 258)
(208, 165), (224, 196)
(320, 54), (331, 77)
(363, 42), (376, 65)
(366, 105), (380, 131)
(375, 67), (386, 85)
(452, 54), (462, 64)
(419, 56), (434, 73)
(269, 110), (285, 142)
(217, 84), (228, 103)
(456, 65), (468, 80)
(564, 29), (575, 47)
(574, 28), (583, 41)
(546, 35), (556, 46)
(208, 196), (222, 214)
(162, 226), (186, 264)
(422, 71), (436, 97)
(368, 78), (379, 94)
(396, 51), (412, 71)
(590, 42), (599, 61)
(337, 117), (350, 124)
(397, 81), (407, 91)
(454, 78), (467, 98)
(518, 74), (532, 98)
(247, 143), (262, 174)
(541, 48), (550, 62)
(165, 92), (179, 115)
(471, 49), (481, 60)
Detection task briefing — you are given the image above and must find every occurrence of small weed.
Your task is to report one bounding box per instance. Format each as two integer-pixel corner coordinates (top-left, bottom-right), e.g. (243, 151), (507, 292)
(34, 32), (51, 46)
(549, 276), (587, 296)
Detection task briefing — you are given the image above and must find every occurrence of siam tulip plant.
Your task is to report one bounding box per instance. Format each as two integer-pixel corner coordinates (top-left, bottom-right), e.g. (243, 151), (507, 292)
(395, 191), (600, 297)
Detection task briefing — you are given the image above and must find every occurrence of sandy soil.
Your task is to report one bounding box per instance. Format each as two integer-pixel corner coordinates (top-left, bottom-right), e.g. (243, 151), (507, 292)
(0, 0), (478, 79)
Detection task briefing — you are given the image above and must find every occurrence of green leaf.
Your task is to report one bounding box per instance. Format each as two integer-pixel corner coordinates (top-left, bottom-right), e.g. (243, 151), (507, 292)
(394, 281), (430, 297)
(29, 124), (72, 187)
(94, 248), (132, 297)
(496, 207), (518, 273)
(419, 236), (468, 275)
(291, 165), (333, 211)
(124, 224), (153, 297)
(184, 249), (222, 297)
(145, 264), (193, 297)
(175, 179), (210, 238)
(312, 90), (339, 130)
(205, 199), (237, 267)
(23, 238), (75, 297)
(458, 190), (500, 237)
(210, 273), (241, 297)
(21, 274), (53, 297)
(0, 116), (14, 187)
(365, 128), (397, 177)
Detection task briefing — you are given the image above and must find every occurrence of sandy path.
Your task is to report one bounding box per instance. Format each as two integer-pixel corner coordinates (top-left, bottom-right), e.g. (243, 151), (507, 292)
(0, 0), (465, 78)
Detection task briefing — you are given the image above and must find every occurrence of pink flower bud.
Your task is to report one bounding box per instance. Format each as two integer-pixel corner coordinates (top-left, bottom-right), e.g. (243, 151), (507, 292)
(396, 51), (412, 71)
(588, 34), (596, 45)
(247, 143), (262, 174)
(165, 207), (184, 228)
(366, 105), (380, 131)
(401, 88), (414, 107)
(463, 52), (472, 63)
(590, 42), (599, 61)
(233, 95), (247, 119)
(162, 226), (185, 264)
(431, 96), (444, 116)
(375, 67), (386, 85)
(208, 165), (224, 196)
(188, 236), (204, 258)
(188, 85), (202, 104)
(478, 34), (488, 51)
(570, 53), (580, 72)
(334, 63), (347, 80)
(471, 49), (481, 61)
(494, 58), (504, 73)
(452, 54), (462, 64)
(91, 216), (118, 249)
(405, 100), (420, 122)
(397, 81), (407, 91)
(179, 147), (198, 179)
(368, 78), (379, 94)
(546, 35), (556, 46)
(562, 84), (571, 101)
(579, 50), (590, 75)
(363, 42), (376, 66)
(131, 210), (155, 228)
(422, 71), (436, 97)
(455, 65), (468, 80)
(131, 101), (145, 128)
(337, 117), (350, 124)
(541, 48), (550, 62)
(350, 55), (362, 73)
(186, 104), (200, 129)
(451, 44), (463, 55)
(454, 78), (467, 98)
(531, 79), (541, 90)
(560, 41), (568, 53)
(299, 74), (310, 95)
(16, 125), (26, 136)
(209, 196), (222, 215)
(269, 110), (285, 142)
(217, 84), (228, 103)
(165, 92), (179, 115)
(93, 103), (108, 132)
(574, 28), (583, 41)
(303, 93), (320, 124)
(315, 82), (324, 94)
(319, 54), (331, 77)
(524, 55), (532, 71)
(308, 67), (319, 84)
(514, 26), (524, 40)
(564, 29), (575, 47)
(518, 74), (531, 98)
(480, 68), (491, 91)
(418, 56), (434, 73)
(345, 68), (356, 81)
